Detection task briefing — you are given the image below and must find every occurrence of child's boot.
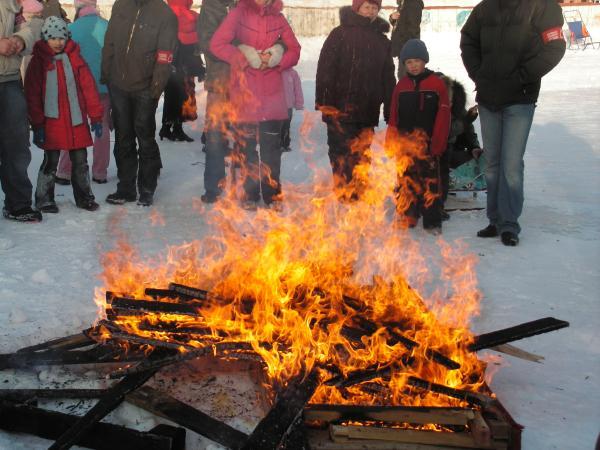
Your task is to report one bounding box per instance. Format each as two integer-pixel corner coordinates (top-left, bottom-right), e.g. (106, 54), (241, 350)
(70, 149), (99, 211)
(35, 152), (59, 213)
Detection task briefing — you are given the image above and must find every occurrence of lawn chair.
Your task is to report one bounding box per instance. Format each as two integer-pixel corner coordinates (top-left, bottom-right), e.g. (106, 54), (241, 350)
(563, 9), (600, 50)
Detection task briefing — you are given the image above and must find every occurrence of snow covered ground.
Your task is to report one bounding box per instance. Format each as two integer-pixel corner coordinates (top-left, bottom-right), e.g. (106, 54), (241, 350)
(1, 30), (599, 450)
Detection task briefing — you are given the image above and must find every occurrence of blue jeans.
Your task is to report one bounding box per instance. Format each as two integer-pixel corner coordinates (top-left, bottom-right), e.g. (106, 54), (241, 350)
(0, 81), (33, 212)
(479, 104), (535, 235)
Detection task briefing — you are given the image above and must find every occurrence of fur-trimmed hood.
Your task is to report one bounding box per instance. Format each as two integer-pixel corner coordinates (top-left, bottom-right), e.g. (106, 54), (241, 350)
(339, 5), (390, 34)
(438, 74), (468, 117)
(238, 0), (283, 15)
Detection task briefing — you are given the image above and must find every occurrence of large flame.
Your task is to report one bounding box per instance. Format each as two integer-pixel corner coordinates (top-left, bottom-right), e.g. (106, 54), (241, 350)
(96, 94), (487, 408)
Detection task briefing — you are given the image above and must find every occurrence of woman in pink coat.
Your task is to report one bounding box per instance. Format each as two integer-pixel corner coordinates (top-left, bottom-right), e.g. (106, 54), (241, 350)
(210, 0), (301, 210)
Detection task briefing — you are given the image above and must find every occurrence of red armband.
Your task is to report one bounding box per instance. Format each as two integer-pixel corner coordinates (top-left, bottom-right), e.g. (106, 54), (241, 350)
(156, 50), (173, 64)
(541, 27), (563, 44)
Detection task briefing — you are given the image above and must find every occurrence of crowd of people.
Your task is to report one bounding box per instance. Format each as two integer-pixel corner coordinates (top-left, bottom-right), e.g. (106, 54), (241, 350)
(0, 0), (565, 246)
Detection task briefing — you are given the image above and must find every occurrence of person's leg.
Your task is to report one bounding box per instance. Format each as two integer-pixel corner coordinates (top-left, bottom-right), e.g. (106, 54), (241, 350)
(92, 94), (111, 182)
(396, 159), (422, 227)
(56, 150), (72, 181)
(109, 86), (138, 200)
(160, 73), (178, 140)
(133, 89), (161, 203)
(258, 120), (284, 204)
(237, 123), (261, 204)
(0, 81), (34, 213)
(497, 103), (535, 236)
(327, 122), (363, 200)
(280, 108), (292, 151)
(35, 150), (60, 211)
(478, 105), (503, 233)
(202, 91), (228, 201)
(69, 148), (97, 209)
(421, 156), (443, 230)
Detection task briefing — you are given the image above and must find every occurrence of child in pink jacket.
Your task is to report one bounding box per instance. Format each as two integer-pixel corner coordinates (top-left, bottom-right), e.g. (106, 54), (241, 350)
(280, 67), (303, 152)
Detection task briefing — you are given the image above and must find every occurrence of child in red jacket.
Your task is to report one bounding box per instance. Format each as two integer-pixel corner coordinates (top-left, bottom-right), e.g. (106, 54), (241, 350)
(387, 39), (450, 234)
(25, 16), (103, 213)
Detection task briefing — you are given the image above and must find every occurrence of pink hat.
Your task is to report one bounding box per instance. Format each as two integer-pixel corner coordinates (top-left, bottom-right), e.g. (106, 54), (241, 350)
(22, 0), (44, 14)
(351, 0), (382, 12)
(74, 0), (97, 8)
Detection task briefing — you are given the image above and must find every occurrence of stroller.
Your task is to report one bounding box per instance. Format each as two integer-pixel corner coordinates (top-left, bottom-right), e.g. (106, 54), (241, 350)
(563, 9), (600, 50)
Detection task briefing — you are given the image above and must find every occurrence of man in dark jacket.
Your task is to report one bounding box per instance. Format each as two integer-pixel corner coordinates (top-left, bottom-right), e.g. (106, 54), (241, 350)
(196, 0), (237, 203)
(316, 0), (396, 202)
(101, 0), (177, 206)
(461, 0), (565, 246)
(389, 0), (424, 79)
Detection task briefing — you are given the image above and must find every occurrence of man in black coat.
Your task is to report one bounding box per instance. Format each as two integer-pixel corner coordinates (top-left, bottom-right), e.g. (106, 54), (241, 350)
(460, 0), (565, 246)
(316, 0), (396, 201)
(389, 0), (424, 79)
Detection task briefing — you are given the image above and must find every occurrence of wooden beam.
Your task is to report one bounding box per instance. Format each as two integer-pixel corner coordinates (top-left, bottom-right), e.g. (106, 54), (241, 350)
(16, 330), (95, 353)
(469, 317), (569, 352)
(407, 377), (496, 408)
(330, 425), (482, 448)
(0, 389), (105, 402)
(468, 411), (491, 447)
(304, 404), (475, 426)
(126, 386), (248, 450)
(0, 399), (182, 450)
(490, 344), (544, 363)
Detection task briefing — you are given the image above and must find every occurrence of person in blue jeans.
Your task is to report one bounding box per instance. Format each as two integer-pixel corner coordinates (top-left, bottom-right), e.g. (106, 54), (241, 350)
(460, 0), (565, 246)
(0, 0), (41, 222)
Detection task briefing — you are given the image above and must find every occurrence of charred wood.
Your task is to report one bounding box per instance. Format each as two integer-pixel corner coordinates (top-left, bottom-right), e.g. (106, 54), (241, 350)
(0, 389), (105, 403)
(0, 399), (183, 450)
(407, 376), (495, 407)
(16, 330), (95, 354)
(145, 288), (196, 301)
(0, 345), (131, 370)
(469, 317), (569, 352)
(241, 369), (321, 450)
(49, 364), (159, 450)
(106, 293), (204, 317)
(126, 386), (248, 450)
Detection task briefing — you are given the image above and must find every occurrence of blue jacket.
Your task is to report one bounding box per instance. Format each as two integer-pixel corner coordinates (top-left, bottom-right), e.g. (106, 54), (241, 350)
(68, 14), (108, 94)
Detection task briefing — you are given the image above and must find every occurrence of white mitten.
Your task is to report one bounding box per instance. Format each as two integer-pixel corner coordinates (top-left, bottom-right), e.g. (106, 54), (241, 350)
(237, 44), (262, 69)
(265, 44), (284, 68)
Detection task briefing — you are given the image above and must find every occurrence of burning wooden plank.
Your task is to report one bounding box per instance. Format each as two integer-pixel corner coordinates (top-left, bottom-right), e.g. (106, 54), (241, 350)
(106, 293), (204, 317)
(0, 399), (184, 450)
(468, 317), (569, 352)
(407, 377), (495, 408)
(241, 369), (321, 450)
(126, 386), (248, 450)
(16, 330), (95, 353)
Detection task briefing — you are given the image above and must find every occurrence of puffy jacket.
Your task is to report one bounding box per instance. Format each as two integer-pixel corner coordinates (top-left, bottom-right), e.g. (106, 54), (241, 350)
(210, 0), (301, 123)
(25, 40), (103, 151)
(460, 0), (565, 110)
(197, 0), (236, 93)
(168, 0), (198, 45)
(101, 0), (178, 97)
(390, 0), (424, 58)
(388, 69), (450, 156)
(0, 1), (36, 83)
(316, 6), (396, 127)
(68, 12), (108, 94)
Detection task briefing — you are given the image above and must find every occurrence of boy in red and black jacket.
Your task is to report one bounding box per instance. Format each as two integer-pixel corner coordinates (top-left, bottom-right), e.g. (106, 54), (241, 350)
(387, 39), (450, 233)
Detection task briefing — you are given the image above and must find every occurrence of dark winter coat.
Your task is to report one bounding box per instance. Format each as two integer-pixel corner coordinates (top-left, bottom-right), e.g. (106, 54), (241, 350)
(387, 69), (451, 156)
(316, 6), (396, 127)
(197, 0), (236, 93)
(25, 40), (103, 151)
(460, 0), (565, 110)
(390, 0), (424, 58)
(101, 0), (178, 98)
(441, 76), (480, 166)
(210, 0), (301, 123)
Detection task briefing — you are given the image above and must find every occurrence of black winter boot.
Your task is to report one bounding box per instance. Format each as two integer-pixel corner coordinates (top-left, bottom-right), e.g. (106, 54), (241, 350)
(35, 151), (59, 213)
(477, 224), (498, 238)
(172, 122), (194, 142)
(70, 149), (97, 210)
(159, 123), (174, 141)
(501, 231), (519, 246)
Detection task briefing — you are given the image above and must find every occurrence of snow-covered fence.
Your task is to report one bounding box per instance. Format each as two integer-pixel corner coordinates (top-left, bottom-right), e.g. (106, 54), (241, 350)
(61, 3), (600, 37)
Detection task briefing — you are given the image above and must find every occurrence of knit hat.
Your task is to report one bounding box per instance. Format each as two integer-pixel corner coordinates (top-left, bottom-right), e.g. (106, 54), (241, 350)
(74, 0), (97, 8)
(41, 16), (70, 41)
(22, 0), (44, 14)
(352, 0), (382, 12)
(399, 39), (429, 64)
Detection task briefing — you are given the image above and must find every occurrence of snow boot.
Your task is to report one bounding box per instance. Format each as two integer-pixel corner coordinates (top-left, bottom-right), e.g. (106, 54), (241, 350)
(501, 231), (519, 246)
(477, 224), (498, 238)
(3, 206), (42, 222)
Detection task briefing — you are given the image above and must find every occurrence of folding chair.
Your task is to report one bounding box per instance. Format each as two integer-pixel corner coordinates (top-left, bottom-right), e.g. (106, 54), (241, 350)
(563, 9), (600, 50)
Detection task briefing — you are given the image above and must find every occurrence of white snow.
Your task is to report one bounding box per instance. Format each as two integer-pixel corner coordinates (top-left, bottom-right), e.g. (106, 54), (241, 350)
(1, 30), (599, 450)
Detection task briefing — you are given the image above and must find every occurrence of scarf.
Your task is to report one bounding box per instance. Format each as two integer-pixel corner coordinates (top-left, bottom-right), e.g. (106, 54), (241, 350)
(44, 53), (83, 126)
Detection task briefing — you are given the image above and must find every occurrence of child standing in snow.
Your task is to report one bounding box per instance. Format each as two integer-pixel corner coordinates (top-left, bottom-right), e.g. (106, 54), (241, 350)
(386, 39), (450, 233)
(280, 67), (303, 152)
(25, 16), (103, 212)
(55, 0), (111, 185)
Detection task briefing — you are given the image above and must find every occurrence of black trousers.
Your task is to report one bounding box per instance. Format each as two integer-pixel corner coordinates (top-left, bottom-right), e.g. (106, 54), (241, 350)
(280, 108), (293, 149)
(236, 120), (283, 204)
(109, 85), (162, 196)
(397, 156), (442, 229)
(35, 149), (94, 208)
(162, 44), (198, 125)
(326, 121), (373, 201)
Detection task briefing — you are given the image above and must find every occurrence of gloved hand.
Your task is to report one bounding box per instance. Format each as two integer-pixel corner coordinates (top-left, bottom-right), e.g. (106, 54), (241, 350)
(91, 122), (103, 138)
(33, 128), (45, 148)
